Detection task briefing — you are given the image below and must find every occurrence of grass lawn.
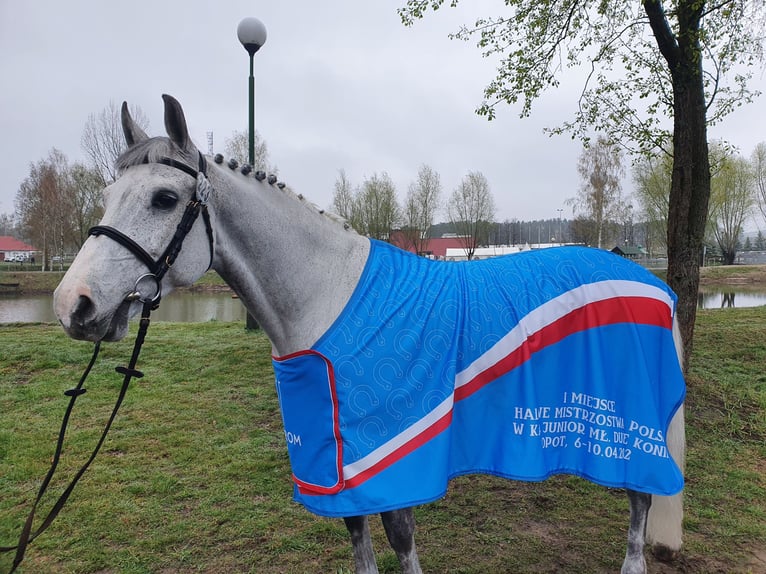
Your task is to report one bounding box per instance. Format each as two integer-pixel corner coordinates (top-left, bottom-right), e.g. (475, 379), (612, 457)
(1, 310), (764, 573)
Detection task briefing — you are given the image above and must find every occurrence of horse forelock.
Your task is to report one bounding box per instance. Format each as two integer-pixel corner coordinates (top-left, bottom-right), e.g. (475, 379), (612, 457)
(115, 137), (198, 176)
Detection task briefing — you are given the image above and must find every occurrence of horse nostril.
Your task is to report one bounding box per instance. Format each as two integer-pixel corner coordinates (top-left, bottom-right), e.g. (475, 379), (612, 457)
(73, 295), (95, 326)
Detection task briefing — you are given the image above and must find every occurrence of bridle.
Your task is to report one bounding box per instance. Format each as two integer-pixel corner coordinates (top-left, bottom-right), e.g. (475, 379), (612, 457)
(1, 152), (215, 573)
(90, 151), (215, 308)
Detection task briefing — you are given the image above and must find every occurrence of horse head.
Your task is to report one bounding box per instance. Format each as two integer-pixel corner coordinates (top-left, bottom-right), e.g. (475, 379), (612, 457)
(54, 95), (215, 342)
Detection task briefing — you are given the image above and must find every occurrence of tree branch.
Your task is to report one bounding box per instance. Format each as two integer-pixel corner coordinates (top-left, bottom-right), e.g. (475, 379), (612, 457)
(642, 0), (680, 69)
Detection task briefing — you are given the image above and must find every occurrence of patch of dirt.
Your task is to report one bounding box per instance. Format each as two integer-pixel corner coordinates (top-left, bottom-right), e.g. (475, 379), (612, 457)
(645, 545), (766, 573)
(748, 549), (766, 574)
(649, 553), (734, 573)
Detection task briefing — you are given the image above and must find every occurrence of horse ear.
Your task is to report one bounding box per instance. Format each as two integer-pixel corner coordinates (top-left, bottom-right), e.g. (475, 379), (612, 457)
(162, 94), (191, 150)
(121, 101), (149, 147)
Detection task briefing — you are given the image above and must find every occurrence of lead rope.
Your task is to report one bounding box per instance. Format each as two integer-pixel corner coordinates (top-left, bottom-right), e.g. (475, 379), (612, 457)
(1, 299), (155, 573)
(2, 153), (212, 572)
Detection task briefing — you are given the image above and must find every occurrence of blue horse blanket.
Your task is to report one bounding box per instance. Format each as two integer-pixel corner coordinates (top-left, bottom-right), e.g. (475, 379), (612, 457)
(272, 240), (685, 517)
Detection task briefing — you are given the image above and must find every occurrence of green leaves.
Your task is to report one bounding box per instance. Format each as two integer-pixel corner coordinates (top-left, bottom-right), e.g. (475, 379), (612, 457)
(399, 0), (764, 159)
(398, 0), (451, 26)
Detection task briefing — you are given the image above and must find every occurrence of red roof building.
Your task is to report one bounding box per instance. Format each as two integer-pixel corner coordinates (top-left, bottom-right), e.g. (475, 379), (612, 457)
(389, 231), (472, 259)
(0, 236), (38, 262)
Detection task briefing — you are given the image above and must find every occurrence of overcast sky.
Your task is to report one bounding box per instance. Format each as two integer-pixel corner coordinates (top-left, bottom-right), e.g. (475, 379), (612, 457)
(1, 1), (764, 226)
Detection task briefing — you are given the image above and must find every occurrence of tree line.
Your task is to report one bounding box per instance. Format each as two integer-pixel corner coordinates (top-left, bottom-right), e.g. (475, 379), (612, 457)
(326, 135), (766, 265)
(331, 166), (497, 260)
(5, 103), (763, 270)
(567, 137), (766, 265)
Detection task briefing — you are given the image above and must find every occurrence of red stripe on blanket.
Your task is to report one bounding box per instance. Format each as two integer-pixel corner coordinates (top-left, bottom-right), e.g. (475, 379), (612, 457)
(454, 296), (672, 402)
(342, 295), (672, 489)
(343, 409), (454, 489)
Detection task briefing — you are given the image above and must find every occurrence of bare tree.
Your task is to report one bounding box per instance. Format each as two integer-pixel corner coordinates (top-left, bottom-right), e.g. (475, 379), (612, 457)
(355, 172), (401, 241)
(401, 164), (442, 254)
(332, 169), (357, 222)
(708, 153), (755, 264)
(633, 151), (673, 256)
(81, 100), (149, 184)
(14, 151), (104, 267)
(224, 130), (277, 174)
(15, 149), (70, 270)
(569, 137), (627, 249)
(0, 213), (18, 237)
(69, 163), (105, 248)
(447, 171), (496, 259)
(752, 142), (766, 224)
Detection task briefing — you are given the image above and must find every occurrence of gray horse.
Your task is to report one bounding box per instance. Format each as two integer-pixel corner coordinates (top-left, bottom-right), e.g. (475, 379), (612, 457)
(54, 95), (685, 574)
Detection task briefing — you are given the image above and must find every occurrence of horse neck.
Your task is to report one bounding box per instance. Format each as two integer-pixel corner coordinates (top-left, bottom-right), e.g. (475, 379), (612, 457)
(207, 166), (370, 356)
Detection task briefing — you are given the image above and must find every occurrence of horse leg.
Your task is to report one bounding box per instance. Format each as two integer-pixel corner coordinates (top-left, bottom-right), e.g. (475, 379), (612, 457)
(647, 403), (685, 560)
(621, 490), (652, 574)
(380, 508), (423, 574)
(344, 515), (379, 574)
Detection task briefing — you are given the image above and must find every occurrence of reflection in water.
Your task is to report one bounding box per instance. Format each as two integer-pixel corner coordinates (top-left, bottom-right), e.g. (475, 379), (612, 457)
(697, 290), (766, 309)
(3, 290), (766, 324)
(0, 295), (56, 323)
(152, 293), (248, 323)
(0, 292), (248, 324)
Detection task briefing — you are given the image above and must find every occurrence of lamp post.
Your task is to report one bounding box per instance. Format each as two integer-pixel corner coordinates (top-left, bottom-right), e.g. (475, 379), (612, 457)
(238, 17), (267, 331)
(237, 17), (267, 166)
(557, 208), (563, 245)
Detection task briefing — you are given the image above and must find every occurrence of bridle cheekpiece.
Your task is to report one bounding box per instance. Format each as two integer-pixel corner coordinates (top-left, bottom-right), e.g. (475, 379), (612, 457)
(88, 151), (214, 308)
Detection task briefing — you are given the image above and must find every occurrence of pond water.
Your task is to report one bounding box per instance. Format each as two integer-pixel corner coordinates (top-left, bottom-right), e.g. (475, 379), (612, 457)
(1, 290), (765, 325)
(0, 292), (248, 324)
(697, 289), (766, 310)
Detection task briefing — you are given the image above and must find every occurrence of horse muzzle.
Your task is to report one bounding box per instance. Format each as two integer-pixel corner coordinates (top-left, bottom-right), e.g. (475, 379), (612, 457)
(54, 286), (133, 342)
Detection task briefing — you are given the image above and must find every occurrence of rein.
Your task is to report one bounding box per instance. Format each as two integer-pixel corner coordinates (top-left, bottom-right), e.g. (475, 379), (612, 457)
(1, 153), (213, 573)
(0, 303), (152, 573)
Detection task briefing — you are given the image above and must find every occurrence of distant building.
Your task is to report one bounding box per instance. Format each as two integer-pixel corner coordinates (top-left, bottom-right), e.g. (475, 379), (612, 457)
(444, 245), (524, 261)
(611, 245), (648, 260)
(389, 232), (470, 259)
(0, 236), (38, 262)
(390, 231), (572, 261)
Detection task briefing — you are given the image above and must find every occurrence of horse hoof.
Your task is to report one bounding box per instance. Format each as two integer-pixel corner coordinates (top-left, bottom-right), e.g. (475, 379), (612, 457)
(652, 543), (680, 563)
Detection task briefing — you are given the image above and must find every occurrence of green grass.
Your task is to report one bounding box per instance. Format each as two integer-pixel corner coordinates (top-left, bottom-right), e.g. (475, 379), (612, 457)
(1, 312), (765, 573)
(697, 264), (766, 283)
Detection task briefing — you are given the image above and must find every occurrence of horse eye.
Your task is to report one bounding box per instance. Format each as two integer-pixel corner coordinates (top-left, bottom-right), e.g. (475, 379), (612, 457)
(151, 190), (179, 210)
